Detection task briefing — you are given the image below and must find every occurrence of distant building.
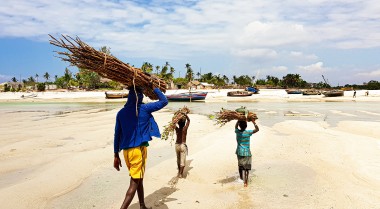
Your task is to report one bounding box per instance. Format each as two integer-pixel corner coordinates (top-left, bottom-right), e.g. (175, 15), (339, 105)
(200, 82), (215, 89)
(46, 85), (58, 90)
(1, 82), (24, 91)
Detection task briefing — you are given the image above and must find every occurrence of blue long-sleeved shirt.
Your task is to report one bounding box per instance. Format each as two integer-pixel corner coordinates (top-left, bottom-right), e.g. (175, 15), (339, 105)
(114, 88), (168, 153)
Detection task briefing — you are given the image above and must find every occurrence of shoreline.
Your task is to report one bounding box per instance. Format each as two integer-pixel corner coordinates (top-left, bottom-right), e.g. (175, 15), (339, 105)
(1, 89), (380, 103)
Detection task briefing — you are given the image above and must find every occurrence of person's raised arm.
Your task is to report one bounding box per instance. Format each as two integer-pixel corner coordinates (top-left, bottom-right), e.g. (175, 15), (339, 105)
(184, 114), (190, 130)
(252, 120), (259, 133)
(144, 88), (168, 113)
(235, 121), (239, 129)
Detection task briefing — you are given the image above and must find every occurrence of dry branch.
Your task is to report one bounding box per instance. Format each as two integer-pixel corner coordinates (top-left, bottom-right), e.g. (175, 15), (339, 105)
(49, 34), (166, 100)
(215, 108), (258, 126)
(161, 106), (190, 141)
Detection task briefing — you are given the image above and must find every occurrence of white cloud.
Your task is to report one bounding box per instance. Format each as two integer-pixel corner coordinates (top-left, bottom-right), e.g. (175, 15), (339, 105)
(0, 0), (380, 85)
(1, 0), (379, 51)
(290, 51), (318, 60)
(272, 66), (288, 72)
(235, 21), (316, 48)
(297, 62), (327, 73)
(231, 48), (277, 58)
(356, 69), (380, 77)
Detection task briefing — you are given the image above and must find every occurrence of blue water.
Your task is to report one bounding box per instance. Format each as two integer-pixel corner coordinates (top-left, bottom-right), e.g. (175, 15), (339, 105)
(1, 101), (379, 127)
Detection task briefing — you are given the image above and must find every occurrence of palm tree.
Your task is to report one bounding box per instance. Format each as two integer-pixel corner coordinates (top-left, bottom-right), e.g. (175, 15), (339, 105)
(64, 68), (72, 84)
(185, 63), (193, 81)
(11, 77), (17, 82)
(44, 72), (50, 82)
(196, 72), (201, 80)
(222, 75), (229, 84)
(155, 66), (160, 75)
(141, 62), (153, 73)
(28, 76), (35, 83)
(232, 75), (237, 84)
(35, 74), (39, 83)
(282, 73), (302, 88)
(99, 46), (112, 55)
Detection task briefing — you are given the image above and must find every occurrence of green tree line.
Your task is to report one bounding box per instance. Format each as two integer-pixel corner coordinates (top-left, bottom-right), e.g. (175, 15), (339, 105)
(4, 45), (380, 91)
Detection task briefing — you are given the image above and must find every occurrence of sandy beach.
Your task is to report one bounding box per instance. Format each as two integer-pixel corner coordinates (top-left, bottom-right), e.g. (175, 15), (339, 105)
(1, 89), (380, 209)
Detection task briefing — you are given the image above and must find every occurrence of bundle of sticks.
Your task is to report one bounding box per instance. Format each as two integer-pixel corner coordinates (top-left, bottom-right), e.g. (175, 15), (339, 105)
(49, 34), (166, 100)
(215, 108), (258, 126)
(161, 106), (190, 141)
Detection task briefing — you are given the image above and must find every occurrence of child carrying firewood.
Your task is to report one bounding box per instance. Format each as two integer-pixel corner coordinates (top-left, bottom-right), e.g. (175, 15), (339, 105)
(175, 113), (190, 178)
(235, 119), (259, 187)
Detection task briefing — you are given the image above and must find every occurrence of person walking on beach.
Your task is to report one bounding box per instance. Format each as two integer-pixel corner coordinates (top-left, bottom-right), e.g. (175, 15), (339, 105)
(353, 90), (357, 98)
(235, 120), (259, 187)
(175, 114), (190, 178)
(113, 85), (168, 209)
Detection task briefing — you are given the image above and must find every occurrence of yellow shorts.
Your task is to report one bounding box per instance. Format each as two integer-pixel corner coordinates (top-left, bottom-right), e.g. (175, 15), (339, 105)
(123, 146), (147, 179)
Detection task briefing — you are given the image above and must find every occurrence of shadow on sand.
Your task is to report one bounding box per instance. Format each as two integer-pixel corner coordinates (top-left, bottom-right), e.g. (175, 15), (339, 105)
(130, 160), (195, 208)
(168, 159), (193, 187)
(129, 187), (178, 209)
(216, 169), (256, 186)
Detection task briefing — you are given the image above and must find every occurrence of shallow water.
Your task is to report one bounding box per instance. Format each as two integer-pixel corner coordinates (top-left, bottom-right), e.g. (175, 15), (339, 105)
(1, 100), (379, 127)
(166, 100), (380, 127)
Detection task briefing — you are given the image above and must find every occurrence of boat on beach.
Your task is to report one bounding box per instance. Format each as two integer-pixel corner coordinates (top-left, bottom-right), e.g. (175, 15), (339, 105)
(285, 89), (303, 94)
(320, 75), (344, 97)
(227, 91), (254, 97)
(166, 91), (208, 101)
(105, 92), (129, 99)
(245, 86), (260, 94)
(322, 90), (344, 97)
(302, 89), (322, 95)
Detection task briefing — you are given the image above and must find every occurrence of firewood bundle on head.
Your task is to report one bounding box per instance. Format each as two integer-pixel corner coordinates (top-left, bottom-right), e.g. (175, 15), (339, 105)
(49, 34), (167, 100)
(161, 106), (190, 141)
(215, 108), (258, 127)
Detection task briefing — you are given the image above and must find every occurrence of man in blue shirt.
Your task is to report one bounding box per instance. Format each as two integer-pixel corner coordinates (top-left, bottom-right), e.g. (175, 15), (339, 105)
(235, 119), (259, 187)
(113, 85), (168, 209)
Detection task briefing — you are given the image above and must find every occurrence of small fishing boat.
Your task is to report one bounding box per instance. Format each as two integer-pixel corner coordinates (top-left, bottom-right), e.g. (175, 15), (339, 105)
(302, 89), (321, 95)
(323, 90), (344, 97)
(227, 91), (254, 97)
(285, 89), (303, 94)
(166, 92), (208, 101)
(245, 86), (260, 94)
(105, 92), (129, 99)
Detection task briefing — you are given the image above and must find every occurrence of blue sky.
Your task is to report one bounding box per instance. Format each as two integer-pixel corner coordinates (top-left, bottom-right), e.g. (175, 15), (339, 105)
(1, 0), (380, 86)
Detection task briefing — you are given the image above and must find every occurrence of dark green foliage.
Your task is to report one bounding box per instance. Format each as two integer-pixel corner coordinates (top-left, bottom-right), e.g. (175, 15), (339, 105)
(37, 83), (46, 91)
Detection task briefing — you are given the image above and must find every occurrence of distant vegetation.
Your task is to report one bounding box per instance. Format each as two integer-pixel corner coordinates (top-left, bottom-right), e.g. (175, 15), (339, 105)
(3, 46), (380, 92)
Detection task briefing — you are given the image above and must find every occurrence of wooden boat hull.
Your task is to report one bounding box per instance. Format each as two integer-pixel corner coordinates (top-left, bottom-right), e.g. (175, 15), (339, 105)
(105, 92), (129, 99)
(227, 91), (254, 97)
(286, 89), (302, 94)
(302, 90), (321, 95)
(323, 90), (344, 97)
(166, 92), (207, 101)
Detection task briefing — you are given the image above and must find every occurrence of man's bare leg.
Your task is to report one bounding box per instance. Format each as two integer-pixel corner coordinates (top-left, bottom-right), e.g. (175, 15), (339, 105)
(178, 166), (184, 178)
(137, 179), (151, 209)
(121, 178), (140, 209)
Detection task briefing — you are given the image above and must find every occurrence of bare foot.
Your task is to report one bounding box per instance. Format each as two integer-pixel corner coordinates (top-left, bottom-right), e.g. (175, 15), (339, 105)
(244, 183), (248, 187)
